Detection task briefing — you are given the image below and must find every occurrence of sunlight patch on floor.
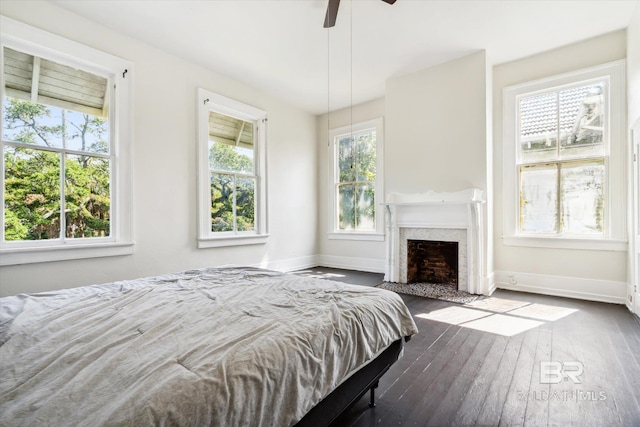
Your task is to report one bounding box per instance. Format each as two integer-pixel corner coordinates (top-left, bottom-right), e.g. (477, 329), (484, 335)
(416, 297), (579, 336)
(464, 297), (529, 312)
(416, 306), (491, 325)
(462, 313), (545, 336)
(294, 270), (347, 280)
(508, 303), (578, 321)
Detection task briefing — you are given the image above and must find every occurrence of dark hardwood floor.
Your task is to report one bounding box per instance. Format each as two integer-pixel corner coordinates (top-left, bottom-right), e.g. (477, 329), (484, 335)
(294, 267), (640, 427)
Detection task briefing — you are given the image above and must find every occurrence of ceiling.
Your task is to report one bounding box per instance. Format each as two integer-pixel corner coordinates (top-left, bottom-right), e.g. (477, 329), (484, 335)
(51, 0), (638, 115)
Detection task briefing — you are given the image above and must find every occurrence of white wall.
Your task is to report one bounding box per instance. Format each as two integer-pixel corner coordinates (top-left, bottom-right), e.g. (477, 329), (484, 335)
(0, 2), (318, 296)
(385, 51), (493, 290)
(316, 98), (387, 272)
(316, 51), (494, 279)
(627, 3), (640, 310)
(385, 51), (490, 194)
(628, 4), (640, 125)
(493, 30), (628, 303)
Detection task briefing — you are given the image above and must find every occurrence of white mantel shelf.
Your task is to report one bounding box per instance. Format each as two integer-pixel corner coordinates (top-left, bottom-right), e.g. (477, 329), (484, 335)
(384, 189), (486, 295)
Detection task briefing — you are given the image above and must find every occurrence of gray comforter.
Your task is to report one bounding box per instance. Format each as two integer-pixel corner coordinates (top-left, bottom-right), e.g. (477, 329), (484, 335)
(0, 267), (417, 426)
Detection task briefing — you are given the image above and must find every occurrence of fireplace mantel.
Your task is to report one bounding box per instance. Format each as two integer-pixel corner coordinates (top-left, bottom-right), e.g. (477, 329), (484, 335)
(383, 189), (485, 294)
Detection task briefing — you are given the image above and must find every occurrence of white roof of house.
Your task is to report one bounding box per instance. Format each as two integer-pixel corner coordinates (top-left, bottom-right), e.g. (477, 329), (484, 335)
(519, 84), (603, 139)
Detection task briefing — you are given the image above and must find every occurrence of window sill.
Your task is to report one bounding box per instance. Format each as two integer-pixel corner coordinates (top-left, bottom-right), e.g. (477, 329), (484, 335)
(198, 234), (269, 248)
(502, 235), (627, 252)
(328, 232), (385, 242)
(0, 241), (135, 266)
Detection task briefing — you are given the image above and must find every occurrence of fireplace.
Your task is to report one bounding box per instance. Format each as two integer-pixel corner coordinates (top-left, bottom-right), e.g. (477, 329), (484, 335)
(383, 189), (485, 294)
(407, 240), (458, 285)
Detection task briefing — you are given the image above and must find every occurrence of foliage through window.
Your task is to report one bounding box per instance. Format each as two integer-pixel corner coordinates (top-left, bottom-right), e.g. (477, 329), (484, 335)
(197, 89), (267, 247)
(517, 80), (608, 236)
(209, 112), (256, 233)
(329, 118), (384, 238)
(2, 47), (113, 243)
(336, 130), (376, 230)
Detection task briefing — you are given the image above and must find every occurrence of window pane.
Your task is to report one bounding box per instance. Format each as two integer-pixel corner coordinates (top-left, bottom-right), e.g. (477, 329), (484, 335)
(209, 141), (254, 174)
(355, 183), (375, 230)
(236, 177), (255, 232)
(63, 110), (109, 154)
(355, 131), (376, 182)
(520, 164), (558, 233)
(559, 83), (605, 160)
(2, 97), (109, 154)
(338, 183), (356, 230)
(4, 146), (60, 240)
(519, 92), (558, 163)
(211, 173), (234, 232)
(338, 136), (356, 183)
(65, 155), (111, 238)
(561, 161), (604, 234)
(208, 111), (254, 173)
(3, 97), (63, 148)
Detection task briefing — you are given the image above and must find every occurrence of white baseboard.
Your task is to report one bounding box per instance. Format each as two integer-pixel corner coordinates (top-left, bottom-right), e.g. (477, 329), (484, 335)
(252, 254), (385, 275)
(253, 255), (319, 273)
(484, 272), (497, 296)
(317, 254), (386, 274)
(495, 270), (627, 305)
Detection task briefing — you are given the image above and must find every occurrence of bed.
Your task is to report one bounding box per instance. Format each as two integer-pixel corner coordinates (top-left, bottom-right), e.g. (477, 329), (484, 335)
(0, 267), (418, 426)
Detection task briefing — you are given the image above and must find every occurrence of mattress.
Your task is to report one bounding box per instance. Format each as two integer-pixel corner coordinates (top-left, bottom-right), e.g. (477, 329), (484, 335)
(0, 267), (418, 426)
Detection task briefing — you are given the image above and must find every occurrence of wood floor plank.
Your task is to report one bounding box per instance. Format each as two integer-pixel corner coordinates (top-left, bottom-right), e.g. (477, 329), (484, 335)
(399, 328), (482, 425)
(426, 331), (498, 425)
(475, 333), (525, 426)
(451, 334), (512, 425)
(361, 326), (471, 426)
(303, 269), (640, 427)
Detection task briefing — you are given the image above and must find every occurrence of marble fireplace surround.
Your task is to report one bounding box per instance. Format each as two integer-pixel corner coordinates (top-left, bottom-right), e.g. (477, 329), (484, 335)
(383, 189), (485, 295)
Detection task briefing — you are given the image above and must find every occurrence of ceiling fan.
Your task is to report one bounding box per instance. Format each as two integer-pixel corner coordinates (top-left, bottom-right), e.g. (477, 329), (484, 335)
(323, 0), (397, 28)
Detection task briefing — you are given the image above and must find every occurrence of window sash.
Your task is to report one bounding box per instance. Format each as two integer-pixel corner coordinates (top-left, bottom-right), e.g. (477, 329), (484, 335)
(518, 158), (606, 235)
(336, 181), (376, 231)
(2, 64), (115, 245)
(0, 16), (133, 265)
(328, 118), (384, 237)
(333, 126), (378, 232)
(516, 78), (609, 166)
(197, 88), (267, 246)
(514, 76), (610, 237)
(210, 171), (257, 234)
(502, 60), (625, 249)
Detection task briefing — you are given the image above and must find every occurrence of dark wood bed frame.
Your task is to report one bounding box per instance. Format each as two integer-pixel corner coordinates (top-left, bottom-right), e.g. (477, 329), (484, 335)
(296, 336), (410, 426)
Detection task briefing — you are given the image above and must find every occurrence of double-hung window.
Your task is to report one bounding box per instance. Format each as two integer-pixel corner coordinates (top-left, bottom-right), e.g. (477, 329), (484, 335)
(503, 61), (626, 250)
(328, 118), (384, 240)
(197, 88), (267, 247)
(1, 17), (133, 265)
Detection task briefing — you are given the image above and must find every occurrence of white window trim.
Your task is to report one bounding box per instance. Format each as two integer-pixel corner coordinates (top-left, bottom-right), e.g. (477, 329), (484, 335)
(502, 60), (627, 251)
(196, 88), (268, 248)
(328, 118), (385, 241)
(0, 16), (134, 266)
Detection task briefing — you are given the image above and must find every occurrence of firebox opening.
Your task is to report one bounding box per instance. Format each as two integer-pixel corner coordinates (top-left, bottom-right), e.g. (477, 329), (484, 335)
(407, 240), (458, 286)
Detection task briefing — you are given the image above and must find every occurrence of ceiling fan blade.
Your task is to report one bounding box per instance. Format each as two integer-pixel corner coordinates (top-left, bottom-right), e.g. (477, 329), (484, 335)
(381, 0), (397, 4)
(323, 0), (341, 28)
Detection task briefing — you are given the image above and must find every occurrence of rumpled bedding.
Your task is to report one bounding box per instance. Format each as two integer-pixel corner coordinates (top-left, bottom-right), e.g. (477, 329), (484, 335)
(0, 267), (418, 426)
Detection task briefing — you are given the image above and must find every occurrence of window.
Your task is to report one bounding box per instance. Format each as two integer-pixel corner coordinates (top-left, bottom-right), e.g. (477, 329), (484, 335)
(197, 88), (267, 247)
(1, 17), (133, 265)
(503, 61), (626, 250)
(328, 118), (384, 240)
